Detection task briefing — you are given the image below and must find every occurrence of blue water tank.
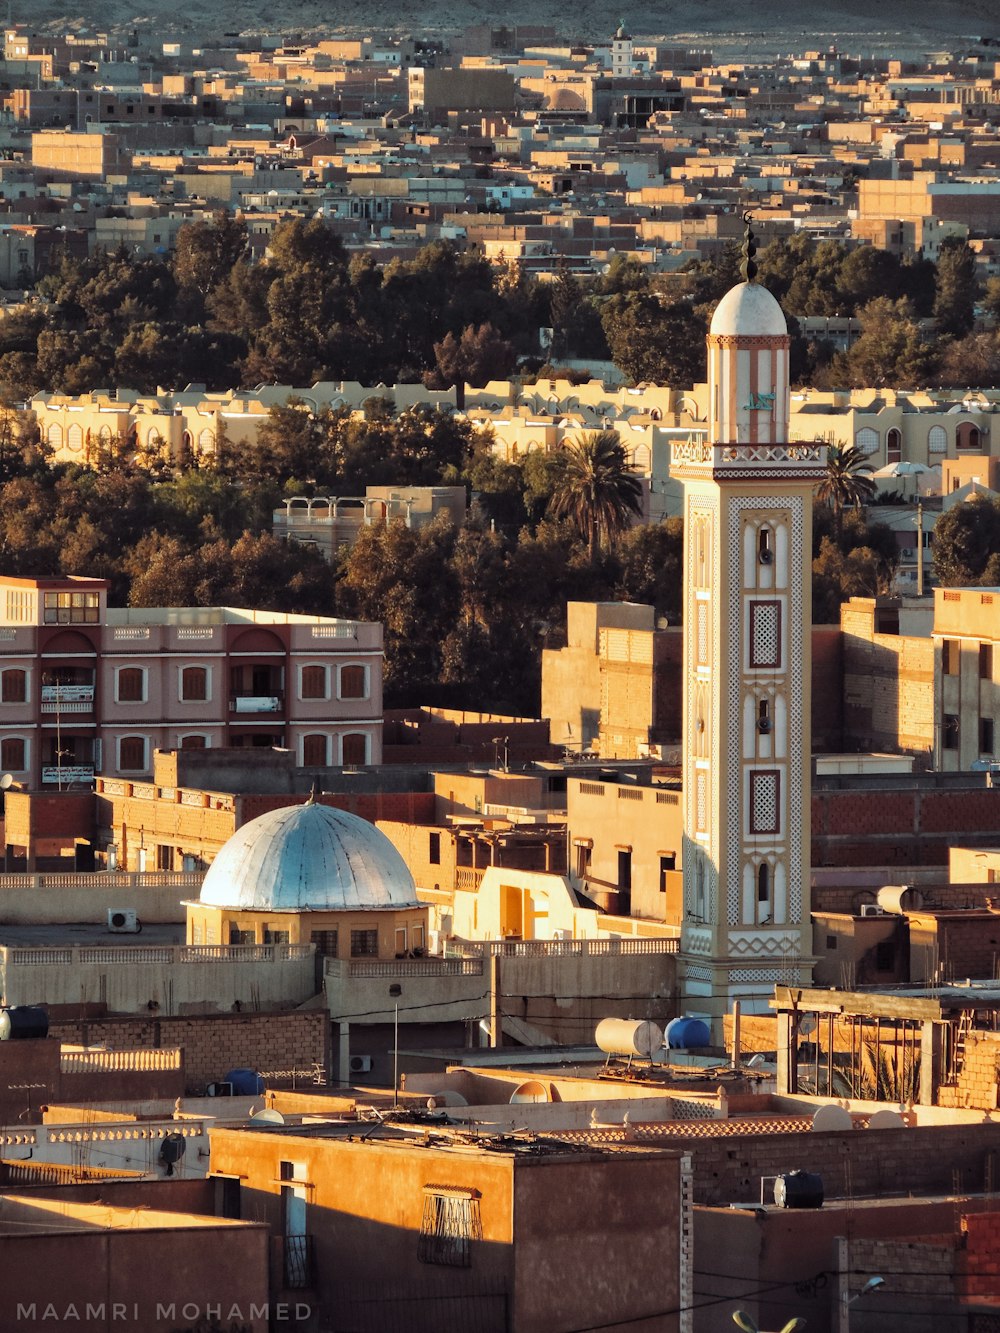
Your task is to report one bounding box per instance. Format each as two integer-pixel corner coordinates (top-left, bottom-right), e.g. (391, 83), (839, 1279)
(666, 1016), (711, 1049)
(224, 1068), (265, 1095)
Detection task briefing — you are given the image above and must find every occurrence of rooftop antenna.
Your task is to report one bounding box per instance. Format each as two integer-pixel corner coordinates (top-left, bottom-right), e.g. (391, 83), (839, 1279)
(740, 210), (758, 283)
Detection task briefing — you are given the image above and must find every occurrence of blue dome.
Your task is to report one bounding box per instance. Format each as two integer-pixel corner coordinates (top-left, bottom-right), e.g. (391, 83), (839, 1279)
(199, 801), (419, 913)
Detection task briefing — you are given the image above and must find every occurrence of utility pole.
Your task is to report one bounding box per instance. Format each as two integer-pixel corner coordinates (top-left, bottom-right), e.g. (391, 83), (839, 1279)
(916, 501), (925, 597)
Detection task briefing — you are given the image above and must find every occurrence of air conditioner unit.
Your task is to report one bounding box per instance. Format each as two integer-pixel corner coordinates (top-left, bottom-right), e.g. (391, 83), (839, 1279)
(349, 1055), (373, 1074)
(859, 904), (884, 917)
(107, 908), (140, 933)
(900, 547), (916, 560)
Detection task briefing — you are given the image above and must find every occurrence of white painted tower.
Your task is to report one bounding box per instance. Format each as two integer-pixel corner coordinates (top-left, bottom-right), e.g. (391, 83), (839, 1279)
(672, 220), (826, 1023)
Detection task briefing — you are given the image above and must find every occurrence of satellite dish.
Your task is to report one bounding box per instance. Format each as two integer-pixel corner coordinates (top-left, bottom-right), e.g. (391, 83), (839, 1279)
(250, 1108), (285, 1125)
(0, 774), (13, 790)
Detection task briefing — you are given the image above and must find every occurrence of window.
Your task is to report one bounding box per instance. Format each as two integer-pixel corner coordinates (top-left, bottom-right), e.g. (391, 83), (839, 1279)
(301, 665), (327, 700)
(350, 928), (378, 957)
(757, 862), (771, 904)
(181, 666), (207, 701)
(339, 665), (366, 699)
(1, 669), (26, 703)
(302, 734), (327, 766)
(758, 697), (771, 734)
(342, 733), (367, 766)
(826, 934), (837, 950)
(928, 425), (947, 455)
(310, 929), (339, 958)
(943, 640), (960, 676)
(429, 831), (441, 865)
(749, 600), (781, 669)
(750, 771), (780, 836)
(943, 714), (960, 750)
(659, 854), (675, 892)
(43, 590), (99, 624)
(264, 927), (290, 944)
(180, 734), (208, 749)
(855, 427), (879, 456)
(982, 718), (995, 756)
(875, 941), (896, 972)
(229, 925), (255, 945)
(886, 428), (902, 464)
(116, 667), (145, 703)
(575, 843), (592, 879)
(981, 644), (993, 682)
(418, 1189), (481, 1267)
(1, 737), (25, 770)
(67, 422), (83, 451)
(617, 849), (632, 892)
(957, 423), (982, 451)
(118, 735), (147, 771)
(156, 844), (174, 871)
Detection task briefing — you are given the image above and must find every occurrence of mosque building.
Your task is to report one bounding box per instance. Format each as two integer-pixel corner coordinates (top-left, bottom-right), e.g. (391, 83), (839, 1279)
(672, 219), (827, 1027)
(186, 797), (428, 962)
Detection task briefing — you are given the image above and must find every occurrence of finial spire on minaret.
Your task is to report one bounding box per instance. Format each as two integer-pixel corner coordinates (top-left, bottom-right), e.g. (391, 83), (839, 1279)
(740, 211), (758, 283)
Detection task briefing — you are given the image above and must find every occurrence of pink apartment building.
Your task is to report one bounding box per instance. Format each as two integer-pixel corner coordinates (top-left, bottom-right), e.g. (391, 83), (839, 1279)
(0, 575), (383, 789)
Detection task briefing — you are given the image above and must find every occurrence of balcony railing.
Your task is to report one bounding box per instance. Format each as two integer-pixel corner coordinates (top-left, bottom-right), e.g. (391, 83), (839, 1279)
(325, 956), (485, 978)
(2, 943), (314, 967)
(230, 693), (283, 713)
(448, 937), (680, 958)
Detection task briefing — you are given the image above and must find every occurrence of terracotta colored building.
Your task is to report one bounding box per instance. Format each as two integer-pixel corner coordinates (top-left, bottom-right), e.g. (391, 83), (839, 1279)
(0, 574), (383, 791)
(209, 1122), (692, 1333)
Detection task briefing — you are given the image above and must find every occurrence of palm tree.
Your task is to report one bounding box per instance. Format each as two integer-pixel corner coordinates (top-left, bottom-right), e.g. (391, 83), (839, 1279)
(549, 430), (643, 559)
(816, 443), (877, 538)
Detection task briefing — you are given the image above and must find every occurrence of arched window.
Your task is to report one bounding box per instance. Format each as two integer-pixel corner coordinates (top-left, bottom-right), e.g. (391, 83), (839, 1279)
(886, 428), (902, 464)
(198, 427), (215, 451)
(757, 862), (771, 906)
(98, 424), (113, 443)
(179, 734), (208, 749)
(1, 737), (25, 770)
(1, 669), (26, 703)
(116, 667), (145, 703)
(181, 666), (208, 701)
(147, 429), (163, 449)
(957, 422), (982, 451)
(118, 735), (147, 771)
(339, 665), (366, 700)
(342, 733), (367, 766)
(301, 665), (327, 700)
(757, 698), (771, 734)
(302, 734), (327, 766)
(67, 422), (83, 451)
(47, 423), (63, 448)
(855, 427), (879, 456)
(928, 425), (947, 454)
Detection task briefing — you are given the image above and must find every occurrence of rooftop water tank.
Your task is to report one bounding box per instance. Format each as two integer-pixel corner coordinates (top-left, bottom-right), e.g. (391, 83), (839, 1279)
(0, 1006), (49, 1041)
(224, 1068), (265, 1096)
(595, 1018), (664, 1058)
(666, 1016), (711, 1050)
(774, 1170), (824, 1209)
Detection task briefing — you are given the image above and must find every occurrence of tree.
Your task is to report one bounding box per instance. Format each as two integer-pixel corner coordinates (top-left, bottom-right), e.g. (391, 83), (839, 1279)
(816, 444), (876, 539)
(601, 292), (706, 386)
(613, 518), (684, 622)
(172, 211), (249, 301)
(933, 331), (1000, 389)
(932, 494), (1000, 586)
(548, 430), (643, 559)
(425, 322), (516, 406)
(933, 237), (979, 339)
(842, 297), (932, 388)
(812, 536), (893, 624)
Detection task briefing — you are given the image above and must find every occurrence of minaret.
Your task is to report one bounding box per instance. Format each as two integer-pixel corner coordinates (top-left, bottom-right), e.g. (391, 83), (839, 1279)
(672, 217), (825, 1027)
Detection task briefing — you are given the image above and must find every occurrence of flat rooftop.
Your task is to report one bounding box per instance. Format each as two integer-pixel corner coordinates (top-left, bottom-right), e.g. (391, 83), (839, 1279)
(0, 922), (184, 948)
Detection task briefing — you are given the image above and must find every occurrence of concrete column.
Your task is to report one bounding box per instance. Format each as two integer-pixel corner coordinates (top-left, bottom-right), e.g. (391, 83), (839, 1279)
(489, 951), (502, 1048)
(776, 1009), (798, 1095)
(337, 1020), (350, 1087)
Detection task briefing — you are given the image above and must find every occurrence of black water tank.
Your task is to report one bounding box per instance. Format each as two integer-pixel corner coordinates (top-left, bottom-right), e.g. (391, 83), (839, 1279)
(773, 1170), (824, 1209)
(0, 1006), (49, 1040)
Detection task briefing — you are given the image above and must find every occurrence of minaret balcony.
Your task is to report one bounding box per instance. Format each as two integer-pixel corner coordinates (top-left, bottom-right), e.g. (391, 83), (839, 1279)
(671, 438), (827, 475)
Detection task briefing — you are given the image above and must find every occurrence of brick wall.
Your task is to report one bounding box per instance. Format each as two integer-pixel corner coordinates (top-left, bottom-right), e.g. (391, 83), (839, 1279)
(959, 1212), (1000, 1302)
(812, 787), (1000, 868)
(938, 1032), (1000, 1111)
(663, 1122), (1000, 1205)
(49, 1010), (329, 1093)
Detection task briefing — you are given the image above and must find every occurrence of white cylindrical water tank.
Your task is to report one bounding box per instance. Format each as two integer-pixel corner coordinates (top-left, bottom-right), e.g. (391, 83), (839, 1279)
(595, 1018), (664, 1058)
(877, 884), (924, 914)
